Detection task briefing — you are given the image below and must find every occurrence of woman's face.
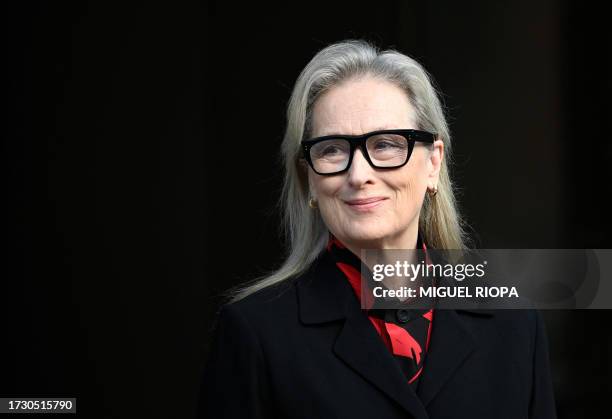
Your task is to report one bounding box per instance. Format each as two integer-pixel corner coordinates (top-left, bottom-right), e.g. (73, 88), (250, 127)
(308, 76), (444, 250)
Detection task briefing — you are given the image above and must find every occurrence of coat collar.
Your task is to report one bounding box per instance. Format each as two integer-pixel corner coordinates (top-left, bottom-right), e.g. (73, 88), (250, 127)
(297, 251), (495, 417)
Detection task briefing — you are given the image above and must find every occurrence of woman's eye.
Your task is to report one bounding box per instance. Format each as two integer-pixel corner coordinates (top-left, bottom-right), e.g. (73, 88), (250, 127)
(321, 146), (342, 155)
(321, 146), (338, 155)
(374, 140), (403, 150)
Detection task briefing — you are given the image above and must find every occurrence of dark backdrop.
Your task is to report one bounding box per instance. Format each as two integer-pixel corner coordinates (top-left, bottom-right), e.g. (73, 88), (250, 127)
(3, 1), (610, 418)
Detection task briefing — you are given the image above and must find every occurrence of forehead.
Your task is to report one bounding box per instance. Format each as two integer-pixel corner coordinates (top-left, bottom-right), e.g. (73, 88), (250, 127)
(311, 76), (417, 137)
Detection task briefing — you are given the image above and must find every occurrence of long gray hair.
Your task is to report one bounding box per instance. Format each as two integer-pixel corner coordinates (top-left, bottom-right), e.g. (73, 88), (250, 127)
(228, 40), (468, 303)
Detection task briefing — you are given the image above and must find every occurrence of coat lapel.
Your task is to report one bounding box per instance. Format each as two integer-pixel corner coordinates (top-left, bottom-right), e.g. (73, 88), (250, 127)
(296, 251), (495, 416)
(333, 308), (430, 419)
(297, 252), (429, 419)
(416, 308), (495, 406)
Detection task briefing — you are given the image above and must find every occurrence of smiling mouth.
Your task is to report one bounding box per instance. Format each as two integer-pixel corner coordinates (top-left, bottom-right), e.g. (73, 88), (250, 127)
(343, 197), (388, 211)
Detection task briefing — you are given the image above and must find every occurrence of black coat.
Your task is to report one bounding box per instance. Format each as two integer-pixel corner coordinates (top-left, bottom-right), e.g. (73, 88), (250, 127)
(199, 250), (557, 418)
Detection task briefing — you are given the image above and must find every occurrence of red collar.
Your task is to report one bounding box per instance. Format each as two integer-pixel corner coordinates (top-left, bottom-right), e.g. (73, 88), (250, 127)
(326, 233), (431, 310)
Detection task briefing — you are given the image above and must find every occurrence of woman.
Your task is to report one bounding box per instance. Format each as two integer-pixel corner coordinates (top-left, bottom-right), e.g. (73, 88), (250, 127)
(199, 40), (557, 418)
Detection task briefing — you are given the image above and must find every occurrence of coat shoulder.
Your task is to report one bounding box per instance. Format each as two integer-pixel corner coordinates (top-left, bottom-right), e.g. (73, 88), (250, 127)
(218, 268), (312, 328)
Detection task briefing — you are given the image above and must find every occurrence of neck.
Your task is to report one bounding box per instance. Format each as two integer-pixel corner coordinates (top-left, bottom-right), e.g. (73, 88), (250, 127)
(342, 221), (419, 257)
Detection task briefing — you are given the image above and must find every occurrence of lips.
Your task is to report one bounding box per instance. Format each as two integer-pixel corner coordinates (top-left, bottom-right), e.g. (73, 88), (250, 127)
(344, 197), (387, 211)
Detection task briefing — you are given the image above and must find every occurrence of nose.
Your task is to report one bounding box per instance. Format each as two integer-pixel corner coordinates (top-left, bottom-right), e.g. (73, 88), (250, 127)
(346, 146), (374, 188)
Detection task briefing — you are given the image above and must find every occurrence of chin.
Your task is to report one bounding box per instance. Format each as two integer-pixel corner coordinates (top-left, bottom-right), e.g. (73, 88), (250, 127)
(339, 223), (391, 245)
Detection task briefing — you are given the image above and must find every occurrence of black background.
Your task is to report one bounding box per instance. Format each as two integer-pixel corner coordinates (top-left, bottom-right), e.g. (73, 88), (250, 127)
(3, 1), (611, 418)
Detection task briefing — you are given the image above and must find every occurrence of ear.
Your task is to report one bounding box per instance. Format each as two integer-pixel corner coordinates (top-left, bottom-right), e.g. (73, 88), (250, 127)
(427, 138), (444, 189)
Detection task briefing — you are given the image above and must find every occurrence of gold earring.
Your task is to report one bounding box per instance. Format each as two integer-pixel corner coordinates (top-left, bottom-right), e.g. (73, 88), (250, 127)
(308, 198), (318, 209)
(428, 186), (438, 197)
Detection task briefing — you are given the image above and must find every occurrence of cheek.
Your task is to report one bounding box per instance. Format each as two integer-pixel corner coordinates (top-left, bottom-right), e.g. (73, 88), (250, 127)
(310, 176), (345, 221)
(314, 181), (348, 236)
(310, 174), (341, 199)
(390, 183), (422, 218)
(391, 165), (428, 204)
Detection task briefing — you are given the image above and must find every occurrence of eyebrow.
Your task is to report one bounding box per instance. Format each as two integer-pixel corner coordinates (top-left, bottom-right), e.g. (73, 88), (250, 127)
(317, 126), (397, 136)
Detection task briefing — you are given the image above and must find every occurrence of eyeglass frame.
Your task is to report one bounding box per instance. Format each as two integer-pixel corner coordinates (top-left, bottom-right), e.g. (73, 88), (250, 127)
(300, 128), (437, 176)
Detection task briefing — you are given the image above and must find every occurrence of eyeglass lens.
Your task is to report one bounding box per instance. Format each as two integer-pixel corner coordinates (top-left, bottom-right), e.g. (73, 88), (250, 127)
(309, 133), (409, 174)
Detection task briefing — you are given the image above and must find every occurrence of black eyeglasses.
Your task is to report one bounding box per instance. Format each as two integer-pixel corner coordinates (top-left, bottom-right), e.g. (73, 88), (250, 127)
(301, 129), (436, 175)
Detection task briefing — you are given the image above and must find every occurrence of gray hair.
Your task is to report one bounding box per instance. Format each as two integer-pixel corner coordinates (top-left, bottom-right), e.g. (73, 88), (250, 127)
(228, 40), (468, 302)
